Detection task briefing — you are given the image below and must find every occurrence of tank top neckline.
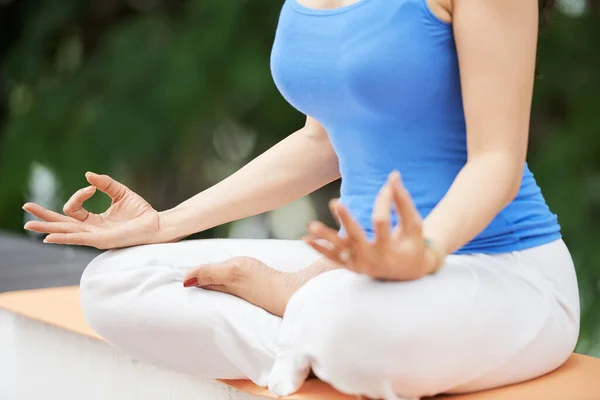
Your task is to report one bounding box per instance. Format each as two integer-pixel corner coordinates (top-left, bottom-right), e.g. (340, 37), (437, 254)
(290, 0), (377, 16)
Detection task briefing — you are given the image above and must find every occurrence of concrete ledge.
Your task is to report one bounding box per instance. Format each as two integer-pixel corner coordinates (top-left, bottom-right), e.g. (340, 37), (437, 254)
(0, 308), (264, 400)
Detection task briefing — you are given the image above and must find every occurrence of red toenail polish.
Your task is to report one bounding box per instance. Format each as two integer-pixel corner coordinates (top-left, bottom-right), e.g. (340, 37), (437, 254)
(183, 278), (198, 287)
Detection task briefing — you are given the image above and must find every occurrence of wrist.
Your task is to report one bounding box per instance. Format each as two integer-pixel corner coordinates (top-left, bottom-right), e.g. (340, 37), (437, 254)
(157, 206), (194, 243)
(423, 238), (447, 274)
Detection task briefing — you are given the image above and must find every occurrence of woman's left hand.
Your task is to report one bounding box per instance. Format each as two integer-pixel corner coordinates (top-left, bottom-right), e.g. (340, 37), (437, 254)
(304, 171), (441, 281)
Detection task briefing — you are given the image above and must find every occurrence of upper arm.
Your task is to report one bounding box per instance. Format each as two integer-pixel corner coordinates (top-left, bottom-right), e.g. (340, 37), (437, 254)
(452, 0), (538, 163)
(303, 115), (340, 176)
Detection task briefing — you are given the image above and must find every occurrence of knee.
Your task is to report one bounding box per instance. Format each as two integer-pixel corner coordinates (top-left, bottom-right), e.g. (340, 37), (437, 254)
(311, 310), (444, 398)
(288, 276), (391, 394)
(308, 305), (383, 391)
(79, 247), (184, 343)
(285, 271), (382, 373)
(303, 285), (449, 398)
(277, 271), (458, 398)
(79, 250), (131, 341)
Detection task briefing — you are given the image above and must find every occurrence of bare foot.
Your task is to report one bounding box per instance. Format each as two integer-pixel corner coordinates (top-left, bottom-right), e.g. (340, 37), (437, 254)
(182, 256), (303, 317)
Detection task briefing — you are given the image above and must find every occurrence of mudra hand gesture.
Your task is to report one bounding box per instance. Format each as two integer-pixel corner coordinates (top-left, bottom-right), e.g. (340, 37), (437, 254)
(304, 171), (445, 281)
(23, 172), (163, 249)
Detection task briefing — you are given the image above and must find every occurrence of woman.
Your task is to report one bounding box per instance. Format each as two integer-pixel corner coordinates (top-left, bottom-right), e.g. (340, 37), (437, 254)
(23, 0), (579, 399)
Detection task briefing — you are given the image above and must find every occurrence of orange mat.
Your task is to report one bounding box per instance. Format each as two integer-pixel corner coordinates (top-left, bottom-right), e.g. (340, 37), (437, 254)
(1, 286), (599, 400)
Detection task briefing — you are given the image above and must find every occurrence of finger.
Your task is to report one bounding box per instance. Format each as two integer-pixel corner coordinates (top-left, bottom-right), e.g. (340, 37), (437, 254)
(304, 236), (365, 275)
(339, 259), (364, 275)
(44, 232), (98, 247)
(63, 186), (96, 221)
(389, 171), (422, 236)
(392, 223), (404, 241)
(335, 203), (368, 248)
(328, 198), (341, 227)
(24, 221), (86, 234)
(85, 171), (129, 202)
(372, 183), (392, 246)
(22, 202), (75, 223)
(307, 221), (349, 249)
(303, 235), (348, 265)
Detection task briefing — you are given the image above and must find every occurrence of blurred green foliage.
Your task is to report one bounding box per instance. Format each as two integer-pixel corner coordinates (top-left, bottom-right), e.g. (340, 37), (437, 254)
(0, 0), (305, 223)
(531, 7), (600, 353)
(0, 1), (598, 353)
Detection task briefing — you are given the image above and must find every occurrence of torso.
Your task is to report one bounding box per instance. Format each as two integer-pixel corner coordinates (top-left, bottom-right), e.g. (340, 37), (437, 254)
(297, 0), (452, 22)
(271, 0), (561, 254)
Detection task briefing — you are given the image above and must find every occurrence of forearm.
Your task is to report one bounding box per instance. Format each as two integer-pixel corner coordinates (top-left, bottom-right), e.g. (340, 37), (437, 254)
(159, 126), (340, 241)
(422, 152), (523, 255)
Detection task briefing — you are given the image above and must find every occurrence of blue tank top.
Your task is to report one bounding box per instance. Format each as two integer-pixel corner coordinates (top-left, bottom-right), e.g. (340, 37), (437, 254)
(270, 0), (561, 254)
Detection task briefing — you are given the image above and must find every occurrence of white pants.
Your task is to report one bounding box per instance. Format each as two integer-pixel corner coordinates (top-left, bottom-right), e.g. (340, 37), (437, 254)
(80, 239), (580, 400)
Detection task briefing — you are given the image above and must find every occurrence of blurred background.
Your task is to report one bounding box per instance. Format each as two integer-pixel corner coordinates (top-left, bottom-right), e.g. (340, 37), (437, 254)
(0, 0), (598, 355)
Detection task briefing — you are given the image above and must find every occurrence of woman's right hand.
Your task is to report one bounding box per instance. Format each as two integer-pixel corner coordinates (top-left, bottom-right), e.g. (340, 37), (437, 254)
(23, 172), (167, 250)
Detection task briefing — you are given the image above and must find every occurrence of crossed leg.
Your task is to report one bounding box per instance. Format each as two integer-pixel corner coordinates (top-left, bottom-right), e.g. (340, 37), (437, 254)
(80, 238), (321, 386)
(269, 240), (579, 399)
(81, 239), (579, 399)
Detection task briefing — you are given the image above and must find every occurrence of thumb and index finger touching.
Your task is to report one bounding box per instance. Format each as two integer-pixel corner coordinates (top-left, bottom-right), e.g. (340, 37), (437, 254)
(61, 172), (128, 222)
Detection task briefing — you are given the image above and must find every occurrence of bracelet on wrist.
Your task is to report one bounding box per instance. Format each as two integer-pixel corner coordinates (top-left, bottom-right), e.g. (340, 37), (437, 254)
(424, 238), (446, 274)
